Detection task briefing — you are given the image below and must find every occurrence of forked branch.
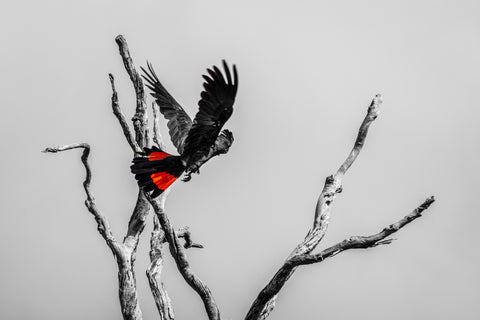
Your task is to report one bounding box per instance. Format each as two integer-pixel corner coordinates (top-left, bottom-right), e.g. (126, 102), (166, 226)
(246, 96), (383, 320)
(115, 35), (149, 148)
(147, 192), (221, 320)
(44, 36), (154, 320)
(291, 196), (435, 265)
(109, 74), (142, 154)
(245, 94), (434, 320)
(43, 143), (143, 320)
(113, 36), (218, 319)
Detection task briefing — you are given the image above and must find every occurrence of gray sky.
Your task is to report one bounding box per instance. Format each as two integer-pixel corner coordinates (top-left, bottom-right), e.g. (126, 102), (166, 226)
(1, 1), (479, 319)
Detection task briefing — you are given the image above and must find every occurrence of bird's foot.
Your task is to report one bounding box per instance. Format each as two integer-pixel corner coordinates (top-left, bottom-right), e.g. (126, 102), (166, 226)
(182, 173), (192, 182)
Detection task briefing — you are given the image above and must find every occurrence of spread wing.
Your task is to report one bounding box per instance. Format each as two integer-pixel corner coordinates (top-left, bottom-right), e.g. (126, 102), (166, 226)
(142, 62), (192, 154)
(182, 60), (238, 165)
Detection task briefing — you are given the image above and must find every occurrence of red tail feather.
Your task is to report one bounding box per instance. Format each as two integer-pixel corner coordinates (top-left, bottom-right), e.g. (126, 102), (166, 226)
(131, 146), (185, 198)
(151, 172), (178, 190)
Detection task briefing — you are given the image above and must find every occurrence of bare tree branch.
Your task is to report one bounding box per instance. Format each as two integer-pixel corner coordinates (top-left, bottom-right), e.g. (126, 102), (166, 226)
(116, 250), (144, 320)
(287, 94), (383, 259)
(42, 143), (120, 256)
(291, 196), (435, 265)
(147, 215), (175, 320)
(109, 74), (142, 153)
(152, 102), (166, 150)
(110, 35), (152, 256)
(177, 227), (204, 249)
(245, 94), (388, 320)
(42, 36), (153, 320)
(312, 94), (382, 231)
(123, 190), (150, 252)
(114, 35), (207, 320)
(115, 35), (149, 149)
(113, 36), (181, 320)
(110, 35), (159, 320)
(146, 217), (203, 320)
(43, 143), (143, 320)
(147, 192), (221, 320)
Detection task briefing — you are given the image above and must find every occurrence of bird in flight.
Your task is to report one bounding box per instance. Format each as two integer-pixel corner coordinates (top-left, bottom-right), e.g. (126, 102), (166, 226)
(131, 60), (238, 198)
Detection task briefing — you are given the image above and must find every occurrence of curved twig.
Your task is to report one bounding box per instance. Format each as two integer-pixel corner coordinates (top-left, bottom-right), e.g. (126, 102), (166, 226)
(42, 143), (119, 255)
(43, 143), (144, 320)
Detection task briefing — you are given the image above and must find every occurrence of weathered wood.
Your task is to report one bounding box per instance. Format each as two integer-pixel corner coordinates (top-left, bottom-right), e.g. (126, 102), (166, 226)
(43, 144), (143, 320)
(148, 192), (221, 320)
(45, 36), (434, 320)
(115, 35), (149, 149)
(245, 95), (433, 320)
(147, 215), (175, 320)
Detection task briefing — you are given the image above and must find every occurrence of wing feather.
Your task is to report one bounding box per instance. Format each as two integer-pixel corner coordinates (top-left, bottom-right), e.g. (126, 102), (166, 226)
(182, 60), (238, 166)
(142, 62), (192, 154)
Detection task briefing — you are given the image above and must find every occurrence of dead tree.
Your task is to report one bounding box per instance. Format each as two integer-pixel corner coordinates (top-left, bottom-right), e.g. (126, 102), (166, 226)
(44, 35), (434, 320)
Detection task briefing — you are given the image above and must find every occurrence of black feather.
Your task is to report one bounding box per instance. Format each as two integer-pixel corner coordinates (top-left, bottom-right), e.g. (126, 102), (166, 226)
(141, 63), (193, 154)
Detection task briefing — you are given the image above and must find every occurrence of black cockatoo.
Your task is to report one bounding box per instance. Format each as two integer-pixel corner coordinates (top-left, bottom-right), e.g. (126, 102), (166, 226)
(131, 60), (238, 198)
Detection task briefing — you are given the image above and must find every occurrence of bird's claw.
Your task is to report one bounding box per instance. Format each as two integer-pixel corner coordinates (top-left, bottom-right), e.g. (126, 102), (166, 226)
(182, 173), (192, 182)
(182, 168), (200, 182)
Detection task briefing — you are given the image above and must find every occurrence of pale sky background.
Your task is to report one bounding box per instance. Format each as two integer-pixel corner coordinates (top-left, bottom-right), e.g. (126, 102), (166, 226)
(1, 1), (479, 319)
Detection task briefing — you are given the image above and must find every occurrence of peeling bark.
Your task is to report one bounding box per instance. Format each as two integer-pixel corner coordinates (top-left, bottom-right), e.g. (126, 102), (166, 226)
(147, 215), (175, 320)
(148, 192), (221, 320)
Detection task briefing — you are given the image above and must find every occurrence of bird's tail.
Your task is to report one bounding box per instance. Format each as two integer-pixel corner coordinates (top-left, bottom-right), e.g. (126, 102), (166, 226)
(131, 146), (185, 198)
